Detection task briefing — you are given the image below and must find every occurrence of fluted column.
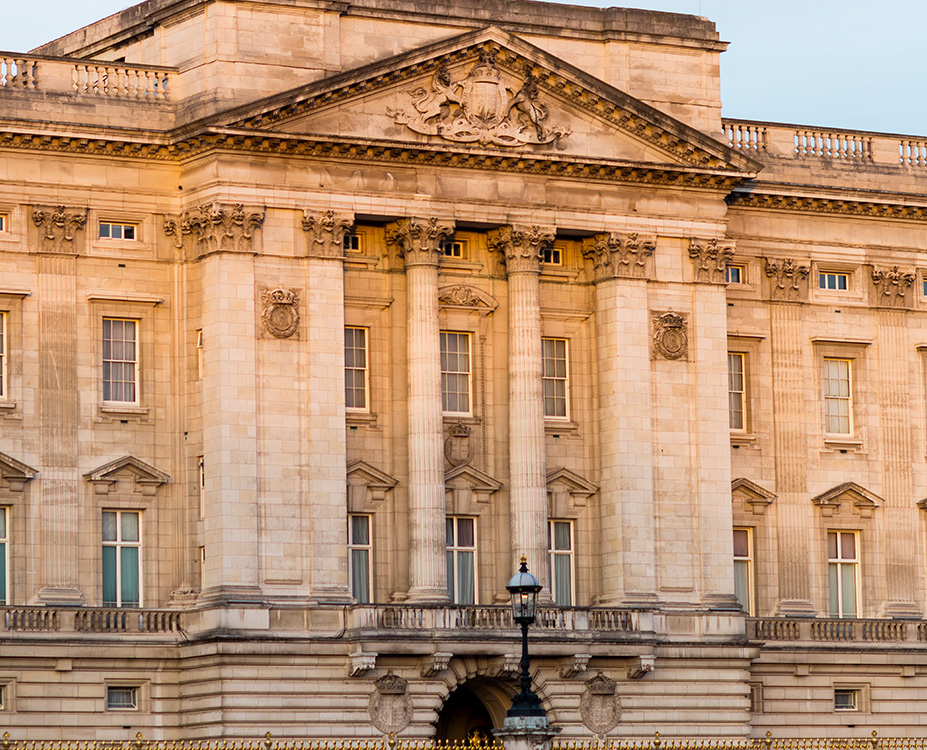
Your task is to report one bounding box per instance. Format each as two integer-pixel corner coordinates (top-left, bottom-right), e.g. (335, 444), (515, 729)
(582, 233), (657, 605)
(303, 210), (355, 602)
(386, 217), (455, 602)
(488, 224), (555, 594)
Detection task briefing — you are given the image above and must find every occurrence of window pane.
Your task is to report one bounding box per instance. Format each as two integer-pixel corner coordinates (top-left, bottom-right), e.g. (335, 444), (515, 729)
(828, 563), (840, 617)
(350, 515), (369, 545)
(553, 521), (571, 551)
(840, 532), (856, 560)
(733, 529), (749, 557)
(733, 559), (750, 614)
(553, 554), (572, 606)
(446, 518), (455, 546)
(457, 551), (475, 604)
(121, 547), (140, 607)
(827, 532), (838, 559)
(351, 549), (370, 603)
(102, 511), (117, 542)
(0, 507), (6, 537)
(0, 541), (6, 605)
(121, 512), (139, 542)
(446, 550), (455, 600)
(103, 545), (117, 606)
(841, 564), (857, 617)
(100, 223), (111, 238)
(457, 517), (474, 547)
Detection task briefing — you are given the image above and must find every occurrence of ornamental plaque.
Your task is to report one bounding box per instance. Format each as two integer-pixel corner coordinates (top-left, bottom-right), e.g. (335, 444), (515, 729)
(369, 672), (413, 734)
(260, 287), (300, 339)
(579, 673), (621, 734)
(651, 311), (688, 361)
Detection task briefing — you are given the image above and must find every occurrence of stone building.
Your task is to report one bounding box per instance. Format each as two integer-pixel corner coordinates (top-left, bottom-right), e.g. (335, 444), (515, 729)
(2, 0), (927, 739)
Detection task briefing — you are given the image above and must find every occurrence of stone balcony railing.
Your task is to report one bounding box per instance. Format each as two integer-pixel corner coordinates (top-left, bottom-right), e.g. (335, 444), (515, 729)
(0, 53), (174, 101)
(748, 616), (927, 644)
(2, 606), (181, 635)
(723, 118), (927, 168)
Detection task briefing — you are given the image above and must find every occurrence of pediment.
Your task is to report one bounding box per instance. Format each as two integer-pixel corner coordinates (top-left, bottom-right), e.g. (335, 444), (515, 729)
(0, 451), (38, 492)
(347, 460), (399, 491)
(84, 455), (170, 496)
(212, 27), (759, 176)
(445, 464), (502, 493)
(811, 482), (882, 518)
(732, 477), (776, 515)
(547, 467), (598, 497)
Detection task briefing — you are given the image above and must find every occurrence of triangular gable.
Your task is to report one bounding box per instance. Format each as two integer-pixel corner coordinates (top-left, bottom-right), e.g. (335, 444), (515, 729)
(547, 467), (598, 516)
(0, 451), (38, 492)
(731, 477), (776, 515)
(84, 455), (170, 496)
(445, 464), (503, 493)
(207, 27), (760, 176)
(811, 482), (882, 518)
(347, 460), (398, 511)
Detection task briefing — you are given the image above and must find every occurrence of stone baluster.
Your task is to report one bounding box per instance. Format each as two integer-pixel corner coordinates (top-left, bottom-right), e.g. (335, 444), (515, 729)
(386, 217), (455, 602)
(488, 224), (555, 596)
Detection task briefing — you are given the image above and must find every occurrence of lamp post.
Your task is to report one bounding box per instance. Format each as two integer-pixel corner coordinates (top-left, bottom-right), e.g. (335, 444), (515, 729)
(505, 555), (545, 720)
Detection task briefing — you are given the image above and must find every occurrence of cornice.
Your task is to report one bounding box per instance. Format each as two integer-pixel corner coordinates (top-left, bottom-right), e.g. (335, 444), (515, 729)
(727, 190), (927, 221)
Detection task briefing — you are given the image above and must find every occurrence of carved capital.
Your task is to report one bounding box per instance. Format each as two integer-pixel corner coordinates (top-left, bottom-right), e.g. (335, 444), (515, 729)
(385, 217), (454, 267)
(487, 224), (556, 274)
(688, 237), (734, 283)
(871, 265), (915, 309)
(181, 203), (265, 256)
(764, 258), (810, 302)
(652, 311), (688, 361)
(582, 232), (656, 281)
(32, 205), (87, 253)
(301, 210), (354, 260)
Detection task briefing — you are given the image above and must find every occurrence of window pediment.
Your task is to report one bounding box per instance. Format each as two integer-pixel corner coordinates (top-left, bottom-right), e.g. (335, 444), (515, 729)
(547, 467), (598, 517)
(0, 451), (38, 492)
(731, 477), (776, 515)
(445, 464), (502, 515)
(84, 455), (170, 496)
(812, 482), (881, 518)
(347, 460), (398, 512)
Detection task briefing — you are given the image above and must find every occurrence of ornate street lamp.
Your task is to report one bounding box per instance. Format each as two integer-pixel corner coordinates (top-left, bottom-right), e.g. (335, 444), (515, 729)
(505, 555), (546, 720)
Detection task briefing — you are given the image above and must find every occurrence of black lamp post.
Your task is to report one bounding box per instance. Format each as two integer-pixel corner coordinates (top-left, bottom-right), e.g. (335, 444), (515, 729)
(505, 555), (546, 719)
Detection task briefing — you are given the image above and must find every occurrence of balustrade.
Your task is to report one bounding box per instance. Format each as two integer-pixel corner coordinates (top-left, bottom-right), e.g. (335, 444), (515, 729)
(794, 129), (872, 160)
(724, 121), (767, 151)
(0, 57), (38, 88)
(750, 617), (919, 644)
(899, 139), (927, 167)
(72, 63), (170, 99)
(4, 607), (59, 631)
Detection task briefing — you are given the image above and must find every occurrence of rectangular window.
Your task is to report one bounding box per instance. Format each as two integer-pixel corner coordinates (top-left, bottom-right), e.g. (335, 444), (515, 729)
(99, 222), (137, 240)
(548, 520), (574, 606)
(728, 352), (746, 430)
(819, 272), (849, 291)
(542, 338), (569, 419)
(348, 514), (372, 604)
(0, 311), (6, 399)
(106, 686), (138, 710)
(197, 456), (205, 518)
(102, 318), (138, 403)
(440, 332), (471, 414)
(0, 214), (7, 232)
(542, 246), (562, 265)
(195, 329), (203, 380)
(440, 240), (467, 259)
(446, 516), (476, 604)
(834, 689), (858, 711)
(828, 530), (859, 618)
(102, 510), (141, 608)
(823, 358), (852, 435)
(0, 507), (8, 606)
(343, 233), (361, 252)
(198, 546), (206, 586)
(733, 527), (754, 616)
(725, 264), (745, 284)
(344, 327), (368, 411)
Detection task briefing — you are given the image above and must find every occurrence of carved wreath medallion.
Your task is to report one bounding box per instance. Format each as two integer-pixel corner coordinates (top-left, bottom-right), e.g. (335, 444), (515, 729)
(652, 311), (688, 361)
(369, 672), (413, 734)
(579, 673), (621, 734)
(261, 288), (300, 339)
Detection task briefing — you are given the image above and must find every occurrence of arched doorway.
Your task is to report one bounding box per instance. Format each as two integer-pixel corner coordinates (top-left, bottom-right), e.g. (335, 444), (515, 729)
(435, 678), (514, 743)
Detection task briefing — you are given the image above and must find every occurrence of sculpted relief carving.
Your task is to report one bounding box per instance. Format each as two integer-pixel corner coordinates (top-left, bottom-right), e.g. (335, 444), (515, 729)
(582, 232), (657, 281)
(871, 265), (915, 309)
(163, 203), (265, 255)
(652, 311), (688, 361)
(388, 49), (570, 147)
(33, 205), (87, 253)
(368, 672), (413, 734)
(260, 288), (300, 339)
(765, 258), (810, 302)
(688, 237), (734, 283)
(579, 673), (621, 735)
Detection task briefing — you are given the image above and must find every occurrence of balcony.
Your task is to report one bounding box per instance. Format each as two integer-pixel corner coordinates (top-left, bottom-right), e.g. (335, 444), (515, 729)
(748, 616), (927, 645)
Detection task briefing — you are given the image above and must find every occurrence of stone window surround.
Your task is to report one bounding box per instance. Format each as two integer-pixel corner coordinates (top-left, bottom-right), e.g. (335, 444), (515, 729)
(0, 290), (28, 417)
(88, 208), (150, 255)
(811, 338), (871, 452)
(726, 333), (764, 447)
(103, 680), (148, 713)
(102, 508), (143, 609)
(812, 261), (863, 303)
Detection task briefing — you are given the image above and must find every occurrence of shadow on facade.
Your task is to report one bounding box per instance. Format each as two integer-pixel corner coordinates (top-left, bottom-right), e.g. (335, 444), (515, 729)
(435, 678), (514, 743)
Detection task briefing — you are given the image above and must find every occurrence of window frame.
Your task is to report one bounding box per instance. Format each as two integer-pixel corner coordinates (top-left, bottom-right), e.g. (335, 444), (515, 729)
(542, 337), (570, 421)
(725, 263), (746, 284)
(440, 331), (472, 416)
(195, 329), (203, 380)
(822, 357), (853, 436)
(542, 245), (563, 266)
(0, 214), (7, 233)
(440, 239), (468, 260)
(0, 311), (7, 401)
(102, 509), (142, 608)
(0, 506), (8, 606)
(728, 351), (747, 432)
(98, 221), (138, 242)
(733, 526), (755, 616)
(827, 529), (860, 619)
(102, 317), (140, 405)
(343, 232), (362, 253)
(446, 515), (478, 605)
(548, 519), (575, 606)
(348, 513), (373, 604)
(105, 684), (140, 711)
(818, 271), (850, 291)
(344, 326), (369, 412)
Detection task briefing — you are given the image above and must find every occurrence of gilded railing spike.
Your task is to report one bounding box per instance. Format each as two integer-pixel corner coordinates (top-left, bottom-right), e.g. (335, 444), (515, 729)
(653, 734), (661, 750)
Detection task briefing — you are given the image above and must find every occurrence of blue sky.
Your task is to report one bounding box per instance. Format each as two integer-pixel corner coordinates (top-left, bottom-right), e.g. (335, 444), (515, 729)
(1, 0), (924, 136)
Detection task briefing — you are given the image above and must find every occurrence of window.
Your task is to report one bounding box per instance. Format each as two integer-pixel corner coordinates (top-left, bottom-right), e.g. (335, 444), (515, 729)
(446, 516), (476, 604)
(440, 239), (467, 259)
(106, 686), (138, 710)
(819, 272), (849, 291)
(197, 456), (205, 518)
(102, 318), (138, 403)
(548, 520), (574, 606)
(828, 530), (859, 618)
(822, 358), (852, 435)
(344, 327), (368, 411)
(199, 546), (206, 586)
(0, 507), (7, 605)
(99, 221), (136, 240)
(348, 514), (372, 604)
(343, 233), (361, 252)
(542, 246), (562, 265)
(0, 311), (6, 399)
(0, 214), (7, 232)
(440, 332), (471, 414)
(733, 527), (754, 616)
(725, 264), (745, 284)
(728, 352), (746, 430)
(542, 338), (569, 419)
(195, 329), (203, 380)
(834, 688), (859, 711)
(102, 510), (141, 608)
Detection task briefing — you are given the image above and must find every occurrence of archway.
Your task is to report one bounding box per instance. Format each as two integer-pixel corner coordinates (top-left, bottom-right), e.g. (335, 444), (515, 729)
(435, 678), (514, 743)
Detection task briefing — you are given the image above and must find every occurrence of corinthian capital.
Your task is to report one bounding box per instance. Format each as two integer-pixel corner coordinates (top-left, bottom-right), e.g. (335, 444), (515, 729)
(688, 237), (735, 284)
(302, 210), (354, 259)
(487, 224), (556, 274)
(581, 232), (656, 281)
(33, 205), (87, 253)
(385, 217), (455, 267)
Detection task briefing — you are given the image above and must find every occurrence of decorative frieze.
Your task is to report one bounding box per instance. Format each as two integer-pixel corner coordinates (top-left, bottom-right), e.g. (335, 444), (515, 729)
(32, 205), (86, 253)
(368, 672), (412, 733)
(688, 237), (734, 283)
(871, 265), (915, 309)
(259, 287), (300, 339)
(582, 232), (657, 281)
(385, 217), (454, 267)
(651, 311), (688, 361)
(437, 284), (499, 312)
(164, 203), (265, 255)
(301, 210), (353, 259)
(487, 224), (556, 274)
(579, 673), (622, 734)
(765, 258), (810, 302)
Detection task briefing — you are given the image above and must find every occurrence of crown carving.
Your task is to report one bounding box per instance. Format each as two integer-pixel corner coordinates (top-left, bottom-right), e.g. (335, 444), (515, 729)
(586, 672), (617, 695)
(375, 672), (409, 695)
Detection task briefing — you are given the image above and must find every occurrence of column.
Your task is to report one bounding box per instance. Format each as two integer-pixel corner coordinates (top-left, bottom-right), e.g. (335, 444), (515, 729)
(582, 233), (657, 605)
(386, 217), (454, 602)
(303, 210), (355, 603)
(488, 224), (555, 593)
